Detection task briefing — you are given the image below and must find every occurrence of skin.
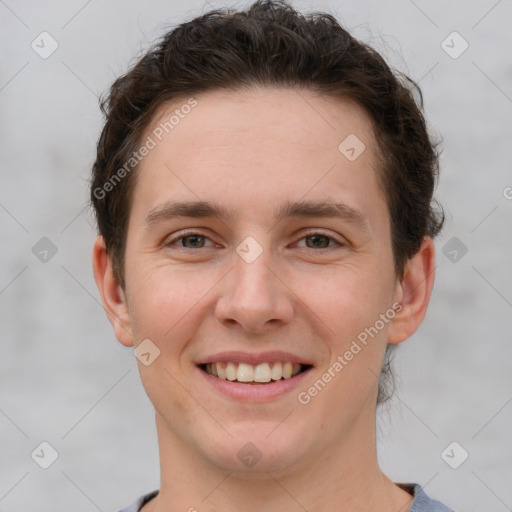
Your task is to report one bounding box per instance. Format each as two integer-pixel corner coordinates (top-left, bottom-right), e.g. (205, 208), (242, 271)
(93, 86), (435, 512)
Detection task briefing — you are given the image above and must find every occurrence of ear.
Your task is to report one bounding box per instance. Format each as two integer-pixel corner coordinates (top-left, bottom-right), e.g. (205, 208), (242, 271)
(92, 236), (134, 347)
(387, 237), (436, 344)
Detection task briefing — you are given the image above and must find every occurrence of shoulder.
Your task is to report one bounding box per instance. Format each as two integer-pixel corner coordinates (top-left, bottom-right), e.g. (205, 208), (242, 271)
(116, 490), (159, 512)
(401, 482), (455, 512)
(116, 485), (455, 512)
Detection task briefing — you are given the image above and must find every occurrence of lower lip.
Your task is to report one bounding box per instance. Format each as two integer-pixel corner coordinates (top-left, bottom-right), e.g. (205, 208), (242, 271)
(197, 365), (313, 402)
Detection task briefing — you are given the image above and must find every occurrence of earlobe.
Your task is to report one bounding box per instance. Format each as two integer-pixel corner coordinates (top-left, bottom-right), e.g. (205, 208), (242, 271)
(92, 236), (134, 347)
(387, 237), (436, 345)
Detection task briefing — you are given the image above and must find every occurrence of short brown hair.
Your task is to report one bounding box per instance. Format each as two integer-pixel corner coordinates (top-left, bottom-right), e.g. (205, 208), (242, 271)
(90, 0), (444, 404)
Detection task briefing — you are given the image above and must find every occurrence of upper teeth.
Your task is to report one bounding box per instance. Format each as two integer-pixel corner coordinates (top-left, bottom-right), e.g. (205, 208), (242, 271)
(205, 362), (303, 382)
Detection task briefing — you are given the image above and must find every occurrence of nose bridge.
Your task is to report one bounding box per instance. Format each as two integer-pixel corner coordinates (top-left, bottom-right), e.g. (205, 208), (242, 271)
(235, 239), (275, 296)
(215, 234), (293, 331)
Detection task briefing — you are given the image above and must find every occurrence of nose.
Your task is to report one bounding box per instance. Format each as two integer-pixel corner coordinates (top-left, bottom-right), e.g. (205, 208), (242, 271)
(215, 244), (294, 333)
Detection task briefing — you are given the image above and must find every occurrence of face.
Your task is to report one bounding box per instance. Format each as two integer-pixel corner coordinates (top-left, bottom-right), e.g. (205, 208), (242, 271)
(105, 87), (408, 474)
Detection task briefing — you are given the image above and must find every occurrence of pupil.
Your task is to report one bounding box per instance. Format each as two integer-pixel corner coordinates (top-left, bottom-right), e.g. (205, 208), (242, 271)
(184, 235), (204, 248)
(307, 235), (328, 248)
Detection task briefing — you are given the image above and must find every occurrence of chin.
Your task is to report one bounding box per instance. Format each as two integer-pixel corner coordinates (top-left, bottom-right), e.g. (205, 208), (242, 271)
(201, 430), (311, 475)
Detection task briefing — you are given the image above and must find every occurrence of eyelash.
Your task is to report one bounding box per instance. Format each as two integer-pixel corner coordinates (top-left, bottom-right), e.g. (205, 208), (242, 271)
(165, 229), (344, 250)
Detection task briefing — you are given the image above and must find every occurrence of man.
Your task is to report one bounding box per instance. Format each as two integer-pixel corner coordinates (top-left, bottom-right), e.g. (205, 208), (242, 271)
(91, 1), (452, 510)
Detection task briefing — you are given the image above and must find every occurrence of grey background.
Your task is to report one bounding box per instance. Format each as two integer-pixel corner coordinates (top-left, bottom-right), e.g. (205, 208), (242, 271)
(1, 0), (511, 511)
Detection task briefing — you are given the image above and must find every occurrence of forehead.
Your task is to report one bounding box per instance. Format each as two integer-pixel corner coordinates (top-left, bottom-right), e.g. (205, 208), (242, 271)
(130, 86), (387, 229)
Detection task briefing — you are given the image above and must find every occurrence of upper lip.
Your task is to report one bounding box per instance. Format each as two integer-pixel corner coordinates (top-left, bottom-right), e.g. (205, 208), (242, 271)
(196, 350), (314, 366)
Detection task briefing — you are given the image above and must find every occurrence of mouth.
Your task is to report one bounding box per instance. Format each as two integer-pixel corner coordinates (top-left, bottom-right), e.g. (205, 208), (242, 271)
(195, 351), (315, 401)
(198, 361), (313, 385)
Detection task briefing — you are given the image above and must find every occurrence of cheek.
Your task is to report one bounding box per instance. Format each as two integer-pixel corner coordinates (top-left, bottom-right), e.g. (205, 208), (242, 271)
(297, 261), (393, 401)
(128, 266), (208, 421)
(296, 262), (388, 337)
(127, 260), (204, 338)
(137, 355), (203, 436)
(126, 262), (228, 386)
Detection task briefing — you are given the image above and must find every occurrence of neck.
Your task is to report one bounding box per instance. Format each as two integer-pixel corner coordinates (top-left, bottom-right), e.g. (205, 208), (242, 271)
(143, 408), (413, 512)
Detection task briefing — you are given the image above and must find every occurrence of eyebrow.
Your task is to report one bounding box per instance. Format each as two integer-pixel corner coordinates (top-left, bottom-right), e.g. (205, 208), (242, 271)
(144, 199), (370, 231)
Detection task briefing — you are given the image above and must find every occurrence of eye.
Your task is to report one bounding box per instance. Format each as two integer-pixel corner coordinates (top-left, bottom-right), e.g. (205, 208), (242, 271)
(296, 231), (344, 250)
(164, 230), (344, 250)
(165, 230), (216, 249)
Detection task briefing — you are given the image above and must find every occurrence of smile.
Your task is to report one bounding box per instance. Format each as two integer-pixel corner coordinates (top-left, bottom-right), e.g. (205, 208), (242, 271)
(200, 361), (311, 384)
(197, 361), (314, 402)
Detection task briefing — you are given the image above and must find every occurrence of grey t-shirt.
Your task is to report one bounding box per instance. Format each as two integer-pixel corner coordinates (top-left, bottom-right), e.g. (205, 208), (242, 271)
(117, 483), (454, 512)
